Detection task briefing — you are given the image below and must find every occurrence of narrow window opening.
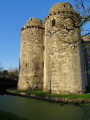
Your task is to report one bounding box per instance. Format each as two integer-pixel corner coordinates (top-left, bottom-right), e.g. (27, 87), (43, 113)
(26, 63), (27, 67)
(64, 5), (65, 7)
(43, 62), (44, 67)
(52, 19), (55, 27)
(54, 12), (56, 15)
(43, 46), (45, 50)
(58, 11), (60, 14)
(31, 18), (32, 21)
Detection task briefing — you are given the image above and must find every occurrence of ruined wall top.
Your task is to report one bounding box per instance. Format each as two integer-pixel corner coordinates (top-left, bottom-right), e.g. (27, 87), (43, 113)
(49, 2), (74, 14)
(21, 2), (81, 30)
(82, 35), (90, 41)
(26, 17), (42, 26)
(43, 2), (81, 25)
(21, 17), (43, 31)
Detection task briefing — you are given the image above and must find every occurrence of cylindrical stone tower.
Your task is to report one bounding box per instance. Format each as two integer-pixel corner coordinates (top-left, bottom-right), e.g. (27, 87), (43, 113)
(43, 2), (86, 94)
(18, 17), (43, 90)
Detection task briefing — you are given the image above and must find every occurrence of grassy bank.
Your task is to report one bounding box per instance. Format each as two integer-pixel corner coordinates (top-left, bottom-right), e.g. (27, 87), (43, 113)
(7, 87), (90, 99)
(0, 110), (28, 120)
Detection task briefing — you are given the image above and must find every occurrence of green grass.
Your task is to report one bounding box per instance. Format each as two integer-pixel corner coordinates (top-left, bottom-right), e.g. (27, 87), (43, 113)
(7, 87), (90, 99)
(8, 88), (46, 95)
(0, 110), (28, 120)
(46, 93), (90, 99)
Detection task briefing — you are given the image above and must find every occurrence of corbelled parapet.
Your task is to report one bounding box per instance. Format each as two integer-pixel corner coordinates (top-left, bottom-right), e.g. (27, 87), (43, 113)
(21, 17), (44, 31)
(43, 2), (81, 27)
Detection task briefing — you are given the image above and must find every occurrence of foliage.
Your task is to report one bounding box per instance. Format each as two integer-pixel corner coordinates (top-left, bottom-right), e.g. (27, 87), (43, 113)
(0, 67), (19, 81)
(8, 68), (18, 80)
(8, 88), (46, 95)
(0, 110), (28, 120)
(3, 70), (9, 78)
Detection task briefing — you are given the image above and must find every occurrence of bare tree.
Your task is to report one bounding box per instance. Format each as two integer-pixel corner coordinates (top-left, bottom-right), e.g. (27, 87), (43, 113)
(48, 0), (90, 45)
(73, 0), (90, 37)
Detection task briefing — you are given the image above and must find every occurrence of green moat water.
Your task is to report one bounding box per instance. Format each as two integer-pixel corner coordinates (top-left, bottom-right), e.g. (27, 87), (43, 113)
(0, 95), (90, 120)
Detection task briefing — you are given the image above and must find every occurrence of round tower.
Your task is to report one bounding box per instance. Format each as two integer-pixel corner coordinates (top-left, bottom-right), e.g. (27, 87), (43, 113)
(43, 2), (86, 94)
(18, 17), (43, 90)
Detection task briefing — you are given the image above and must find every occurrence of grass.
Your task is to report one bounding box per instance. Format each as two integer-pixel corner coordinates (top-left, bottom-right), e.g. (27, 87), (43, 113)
(7, 87), (90, 99)
(46, 93), (90, 99)
(8, 88), (46, 95)
(0, 110), (28, 120)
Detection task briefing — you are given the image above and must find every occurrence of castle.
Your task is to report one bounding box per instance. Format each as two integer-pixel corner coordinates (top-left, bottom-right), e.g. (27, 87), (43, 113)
(18, 2), (90, 94)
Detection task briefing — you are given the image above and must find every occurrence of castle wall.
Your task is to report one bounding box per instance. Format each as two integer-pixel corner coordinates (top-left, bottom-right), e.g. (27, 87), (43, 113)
(43, 2), (86, 94)
(18, 2), (87, 94)
(83, 35), (90, 86)
(18, 18), (43, 90)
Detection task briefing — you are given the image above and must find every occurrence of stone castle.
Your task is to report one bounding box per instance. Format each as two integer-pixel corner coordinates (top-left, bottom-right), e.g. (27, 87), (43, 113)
(18, 2), (90, 94)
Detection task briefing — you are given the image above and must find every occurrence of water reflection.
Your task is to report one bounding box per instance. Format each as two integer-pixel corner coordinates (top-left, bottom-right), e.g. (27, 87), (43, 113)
(0, 95), (90, 120)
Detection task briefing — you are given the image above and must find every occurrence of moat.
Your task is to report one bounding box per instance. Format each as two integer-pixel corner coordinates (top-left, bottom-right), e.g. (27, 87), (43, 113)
(0, 94), (90, 120)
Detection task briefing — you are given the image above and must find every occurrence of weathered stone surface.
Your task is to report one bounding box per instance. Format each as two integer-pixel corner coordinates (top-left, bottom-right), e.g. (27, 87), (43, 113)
(43, 2), (86, 94)
(18, 2), (89, 94)
(26, 17), (42, 26)
(82, 35), (90, 42)
(49, 2), (74, 14)
(82, 35), (90, 86)
(18, 18), (43, 90)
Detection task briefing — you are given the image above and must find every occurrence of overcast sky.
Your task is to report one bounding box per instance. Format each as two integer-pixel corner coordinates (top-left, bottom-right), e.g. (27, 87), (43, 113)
(0, 0), (89, 70)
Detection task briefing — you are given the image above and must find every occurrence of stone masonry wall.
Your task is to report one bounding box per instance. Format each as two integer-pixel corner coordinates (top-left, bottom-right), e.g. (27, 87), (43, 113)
(18, 18), (43, 90)
(83, 35), (90, 86)
(43, 2), (86, 94)
(18, 2), (87, 94)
